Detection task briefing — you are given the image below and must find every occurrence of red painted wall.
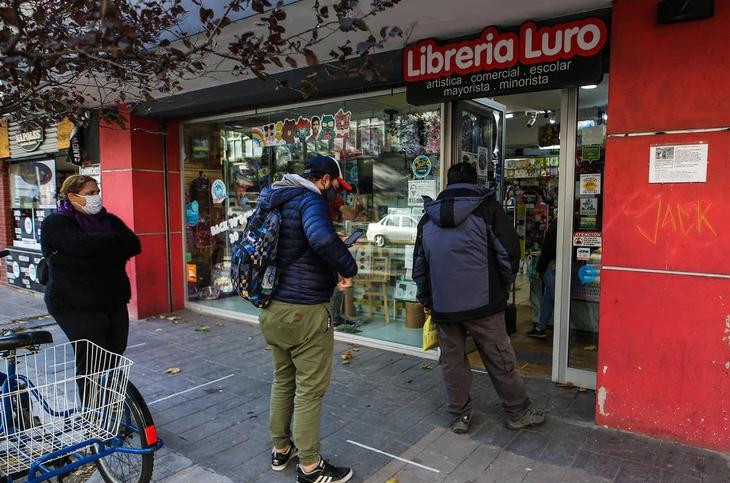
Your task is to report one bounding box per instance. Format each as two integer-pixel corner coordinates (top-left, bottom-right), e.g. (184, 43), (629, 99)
(99, 110), (184, 319)
(599, 0), (730, 451)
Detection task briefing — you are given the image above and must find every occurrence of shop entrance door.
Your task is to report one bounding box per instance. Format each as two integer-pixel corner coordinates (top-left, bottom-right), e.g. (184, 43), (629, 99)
(458, 82), (608, 389)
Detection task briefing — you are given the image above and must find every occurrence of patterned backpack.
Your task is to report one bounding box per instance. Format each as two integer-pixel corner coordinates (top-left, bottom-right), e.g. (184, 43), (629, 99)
(230, 206), (305, 308)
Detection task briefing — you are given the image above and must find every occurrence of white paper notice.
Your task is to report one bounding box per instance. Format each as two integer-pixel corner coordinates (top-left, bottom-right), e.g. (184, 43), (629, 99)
(649, 144), (708, 184)
(408, 179), (438, 206)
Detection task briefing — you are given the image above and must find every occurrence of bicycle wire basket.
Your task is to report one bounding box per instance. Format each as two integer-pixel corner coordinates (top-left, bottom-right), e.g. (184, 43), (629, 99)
(0, 340), (133, 476)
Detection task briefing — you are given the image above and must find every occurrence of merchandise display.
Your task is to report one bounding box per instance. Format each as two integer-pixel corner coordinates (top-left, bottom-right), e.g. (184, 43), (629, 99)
(183, 93), (441, 346)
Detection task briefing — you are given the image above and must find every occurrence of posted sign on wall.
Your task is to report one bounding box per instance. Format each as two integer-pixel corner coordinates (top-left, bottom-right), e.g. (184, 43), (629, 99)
(404, 10), (610, 104)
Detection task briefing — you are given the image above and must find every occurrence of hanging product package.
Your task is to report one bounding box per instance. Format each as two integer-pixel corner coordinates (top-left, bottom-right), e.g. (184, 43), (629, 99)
(422, 315), (438, 351)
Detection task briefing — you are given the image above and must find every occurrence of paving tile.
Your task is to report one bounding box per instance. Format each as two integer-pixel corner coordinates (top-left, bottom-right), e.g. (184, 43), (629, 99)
(504, 429), (550, 459)
(583, 428), (661, 466)
(654, 442), (707, 477)
(157, 464), (234, 482)
(614, 461), (663, 483)
(521, 461), (570, 482)
(443, 444), (501, 482)
(539, 434), (582, 467)
(472, 417), (520, 448)
(571, 450), (622, 481)
(660, 469), (701, 482)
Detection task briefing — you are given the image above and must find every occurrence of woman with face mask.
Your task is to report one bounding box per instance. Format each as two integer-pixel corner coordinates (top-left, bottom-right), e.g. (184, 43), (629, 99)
(40, 175), (141, 379)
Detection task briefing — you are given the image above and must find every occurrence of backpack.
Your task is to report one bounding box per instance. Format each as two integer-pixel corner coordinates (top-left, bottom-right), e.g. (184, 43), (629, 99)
(230, 206), (305, 308)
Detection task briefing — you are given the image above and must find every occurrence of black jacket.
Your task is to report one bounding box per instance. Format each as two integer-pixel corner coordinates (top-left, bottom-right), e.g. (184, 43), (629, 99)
(536, 219), (558, 276)
(412, 184), (521, 323)
(40, 213), (141, 314)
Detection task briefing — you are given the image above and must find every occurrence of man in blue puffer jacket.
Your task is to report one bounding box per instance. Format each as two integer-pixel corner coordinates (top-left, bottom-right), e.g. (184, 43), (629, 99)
(257, 155), (357, 483)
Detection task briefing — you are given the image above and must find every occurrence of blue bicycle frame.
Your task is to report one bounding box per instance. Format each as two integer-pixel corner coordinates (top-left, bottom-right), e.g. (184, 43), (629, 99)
(0, 354), (162, 482)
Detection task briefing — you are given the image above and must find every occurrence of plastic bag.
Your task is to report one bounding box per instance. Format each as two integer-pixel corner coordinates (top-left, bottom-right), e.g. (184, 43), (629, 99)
(422, 316), (438, 351)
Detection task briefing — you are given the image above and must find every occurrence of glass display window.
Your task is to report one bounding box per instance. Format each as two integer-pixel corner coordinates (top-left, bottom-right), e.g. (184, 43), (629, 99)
(182, 92), (442, 346)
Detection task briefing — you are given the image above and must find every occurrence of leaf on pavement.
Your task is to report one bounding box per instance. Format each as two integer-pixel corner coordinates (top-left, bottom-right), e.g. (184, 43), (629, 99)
(216, 322), (225, 327)
(165, 367), (181, 375)
(195, 325), (210, 332)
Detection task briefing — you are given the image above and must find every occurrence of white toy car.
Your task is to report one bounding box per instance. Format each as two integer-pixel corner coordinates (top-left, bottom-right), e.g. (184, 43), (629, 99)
(366, 214), (419, 247)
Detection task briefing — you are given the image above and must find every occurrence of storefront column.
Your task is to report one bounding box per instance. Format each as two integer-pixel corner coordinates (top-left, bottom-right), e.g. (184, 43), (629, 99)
(99, 109), (184, 319)
(599, 0), (730, 451)
(0, 161), (12, 285)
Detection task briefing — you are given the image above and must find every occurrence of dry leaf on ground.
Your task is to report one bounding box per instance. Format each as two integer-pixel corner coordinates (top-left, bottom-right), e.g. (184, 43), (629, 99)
(167, 316), (181, 321)
(421, 364), (432, 370)
(216, 322), (225, 327)
(165, 367), (181, 375)
(341, 351), (353, 364)
(154, 328), (162, 332)
(195, 325), (210, 332)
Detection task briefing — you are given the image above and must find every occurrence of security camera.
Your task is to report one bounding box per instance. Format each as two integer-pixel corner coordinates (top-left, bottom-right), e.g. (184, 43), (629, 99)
(526, 112), (537, 128)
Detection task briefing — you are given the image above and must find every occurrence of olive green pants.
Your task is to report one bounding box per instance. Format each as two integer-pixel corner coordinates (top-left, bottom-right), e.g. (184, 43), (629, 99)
(259, 300), (333, 466)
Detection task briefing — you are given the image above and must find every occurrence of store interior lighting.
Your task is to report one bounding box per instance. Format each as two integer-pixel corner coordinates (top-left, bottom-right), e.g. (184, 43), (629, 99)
(581, 84), (598, 89)
(506, 113), (515, 119)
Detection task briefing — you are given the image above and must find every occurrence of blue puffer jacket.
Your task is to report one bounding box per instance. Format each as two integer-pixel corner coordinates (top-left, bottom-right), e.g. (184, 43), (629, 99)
(257, 174), (357, 305)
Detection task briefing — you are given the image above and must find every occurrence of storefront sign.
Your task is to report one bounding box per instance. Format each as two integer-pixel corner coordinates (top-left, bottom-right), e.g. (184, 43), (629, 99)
(578, 264), (600, 284)
(185, 201), (200, 226)
(0, 119), (9, 158)
(649, 143), (708, 184)
(14, 122), (44, 152)
(576, 247), (592, 261)
(581, 146), (601, 162)
(56, 118), (75, 150)
(411, 155), (432, 178)
(573, 231), (602, 247)
(404, 10), (609, 104)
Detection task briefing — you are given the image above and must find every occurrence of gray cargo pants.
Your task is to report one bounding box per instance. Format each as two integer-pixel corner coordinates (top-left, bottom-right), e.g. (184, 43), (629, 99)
(437, 311), (531, 419)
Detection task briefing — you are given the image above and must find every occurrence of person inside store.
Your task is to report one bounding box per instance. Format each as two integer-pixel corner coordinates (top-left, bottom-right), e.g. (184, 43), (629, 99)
(40, 175), (141, 383)
(412, 162), (545, 434)
(327, 173), (362, 331)
(257, 155), (357, 483)
(529, 215), (558, 339)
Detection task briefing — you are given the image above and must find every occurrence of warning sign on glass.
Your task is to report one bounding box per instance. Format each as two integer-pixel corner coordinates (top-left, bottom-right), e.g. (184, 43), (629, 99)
(649, 143), (708, 184)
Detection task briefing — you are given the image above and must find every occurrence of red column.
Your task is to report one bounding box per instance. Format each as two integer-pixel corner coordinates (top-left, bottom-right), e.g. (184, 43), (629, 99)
(99, 109), (184, 319)
(599, 0), (730, 451)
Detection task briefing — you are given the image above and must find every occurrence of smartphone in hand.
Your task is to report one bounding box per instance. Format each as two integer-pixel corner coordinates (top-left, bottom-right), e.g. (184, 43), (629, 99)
(342, 228), (365, 247)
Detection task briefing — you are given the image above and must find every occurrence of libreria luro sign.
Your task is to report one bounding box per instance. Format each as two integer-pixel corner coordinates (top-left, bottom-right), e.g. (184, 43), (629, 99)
(404, 10), (610, 104)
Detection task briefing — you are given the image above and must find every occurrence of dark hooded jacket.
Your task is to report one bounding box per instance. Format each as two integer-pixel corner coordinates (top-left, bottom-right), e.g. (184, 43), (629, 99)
(257, 174), (357, 305)
(412, 183), (520, 323)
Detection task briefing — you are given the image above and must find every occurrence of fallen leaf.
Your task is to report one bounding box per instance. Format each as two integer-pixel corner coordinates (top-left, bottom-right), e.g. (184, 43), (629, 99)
(195, 325), (210, 332)
(340, 351), (353, 364)
(167, 316), (181, 321)
(154, 328), (162, 332)
(420, 364), (432, 370)
(216, 322), (225, 327)
(165, 367), (181, 375)
(386, 479), (399, 483)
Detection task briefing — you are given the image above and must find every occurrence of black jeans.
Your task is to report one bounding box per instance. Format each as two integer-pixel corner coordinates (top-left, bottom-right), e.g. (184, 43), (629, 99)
(52, 305), (129, 383)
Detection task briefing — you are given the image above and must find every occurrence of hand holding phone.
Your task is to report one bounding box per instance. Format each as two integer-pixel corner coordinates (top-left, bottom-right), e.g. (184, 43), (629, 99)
(342, 228), (365, 247)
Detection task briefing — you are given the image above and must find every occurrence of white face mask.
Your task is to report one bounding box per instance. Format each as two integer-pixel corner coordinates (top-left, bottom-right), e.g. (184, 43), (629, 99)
(74, 194), (103, 215)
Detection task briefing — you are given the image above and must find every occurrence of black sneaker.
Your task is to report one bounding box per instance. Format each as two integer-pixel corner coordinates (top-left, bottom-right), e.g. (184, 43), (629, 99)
(450, 413), (471, 434)
(271, 443), (298, 471)
(527, 329), (548, 339)
(297, 458), (353, 483)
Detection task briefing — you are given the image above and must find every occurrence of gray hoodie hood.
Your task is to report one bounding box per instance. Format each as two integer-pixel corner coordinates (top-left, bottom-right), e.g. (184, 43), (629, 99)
(423, 183), (493, 228)
(271, 174), (321, 194)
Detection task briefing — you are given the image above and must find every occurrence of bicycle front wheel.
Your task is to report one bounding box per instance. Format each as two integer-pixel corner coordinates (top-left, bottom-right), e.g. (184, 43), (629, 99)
(95, 382), (156, 483)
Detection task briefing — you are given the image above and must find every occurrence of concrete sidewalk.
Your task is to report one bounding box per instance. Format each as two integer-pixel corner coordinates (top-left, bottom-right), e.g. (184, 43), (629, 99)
(0, 286), (728, 482)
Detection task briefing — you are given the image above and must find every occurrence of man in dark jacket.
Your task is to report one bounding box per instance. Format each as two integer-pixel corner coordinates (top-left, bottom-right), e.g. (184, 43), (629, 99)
(530, 217), (558, 339)
(413, 162), (545, 434)
(256, 155), (357, 483)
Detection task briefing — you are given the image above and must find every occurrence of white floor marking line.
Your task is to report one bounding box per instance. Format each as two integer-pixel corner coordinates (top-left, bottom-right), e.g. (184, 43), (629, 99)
(471, 369), (488, 374)
(346, 440), (441, 473)
(127, 343), (146, 349)
(148, 374), (236, 405)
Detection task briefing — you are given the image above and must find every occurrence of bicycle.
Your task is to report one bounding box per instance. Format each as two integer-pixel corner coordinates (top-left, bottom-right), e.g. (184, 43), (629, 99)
(0, 249), (163, 482)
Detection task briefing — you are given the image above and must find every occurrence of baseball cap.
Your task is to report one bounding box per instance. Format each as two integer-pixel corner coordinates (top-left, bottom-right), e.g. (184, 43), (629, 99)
(303, 155), (353, 192)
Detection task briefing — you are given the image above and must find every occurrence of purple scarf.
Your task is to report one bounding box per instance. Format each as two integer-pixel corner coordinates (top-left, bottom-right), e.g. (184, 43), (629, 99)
(57, 199), (113, 233)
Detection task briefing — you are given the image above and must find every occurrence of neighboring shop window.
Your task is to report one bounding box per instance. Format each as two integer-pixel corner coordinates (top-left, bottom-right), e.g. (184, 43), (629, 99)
(182, 92), (442, 346)
(9, 160), (57, 249)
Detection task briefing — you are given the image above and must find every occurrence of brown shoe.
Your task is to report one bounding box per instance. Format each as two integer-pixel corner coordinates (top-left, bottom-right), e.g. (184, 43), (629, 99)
(506, 407), (546, 430)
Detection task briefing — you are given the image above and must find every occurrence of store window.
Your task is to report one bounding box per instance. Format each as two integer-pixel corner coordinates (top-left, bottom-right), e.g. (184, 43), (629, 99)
(182, 92), (442, 347)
